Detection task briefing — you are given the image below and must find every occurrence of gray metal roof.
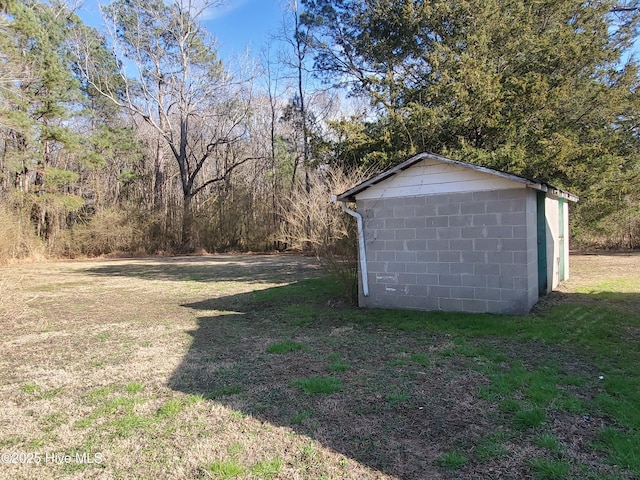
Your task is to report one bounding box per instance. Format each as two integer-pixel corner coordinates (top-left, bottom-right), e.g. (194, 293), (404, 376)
(335, 152), (579, 202)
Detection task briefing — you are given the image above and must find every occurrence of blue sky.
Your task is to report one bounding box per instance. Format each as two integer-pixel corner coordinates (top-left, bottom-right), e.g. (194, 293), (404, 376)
(204, 0), (287, 58)
(76, 1), (640, 64)
(76, 0), (288, 62)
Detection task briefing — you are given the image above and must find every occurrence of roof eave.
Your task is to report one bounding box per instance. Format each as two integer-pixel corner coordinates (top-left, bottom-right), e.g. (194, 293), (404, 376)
(333, 152), (579, 202)
(334, 152), (444, 201)
(546, 187), (580, 202)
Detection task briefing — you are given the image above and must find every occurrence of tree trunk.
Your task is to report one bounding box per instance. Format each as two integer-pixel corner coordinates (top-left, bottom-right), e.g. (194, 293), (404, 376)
(154, 136), (165, 209)
(181, 193), (194, 253)
(155, 79), (166, 210)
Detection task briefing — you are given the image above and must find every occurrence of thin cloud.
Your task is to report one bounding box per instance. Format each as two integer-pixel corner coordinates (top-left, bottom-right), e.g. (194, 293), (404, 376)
(202, 0), (250, 20)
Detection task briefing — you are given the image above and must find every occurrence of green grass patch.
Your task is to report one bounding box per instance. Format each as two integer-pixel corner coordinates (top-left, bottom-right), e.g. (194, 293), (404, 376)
(41, 412), (68, 432)
(266, 340), (304, 354)
(290, 409), (314, 425)
(227, 442), (245, 457)
(596, 428), (640, 472)
(481, 361), (529, 398)
(554, 392), (585, 414)
(357, 299), (640, 370)
(389, 352), (430, 367)
(250, 458), (281, 478)
(86, 386), (113, 401)
(440, 347), (455, 357)
(125, 382), (143, 394)
(229, 411), (244, 420)
(514, 408), (547, 430)
(386, 391), (411, 408)
(576, 278), (640, 295)
(96, 332), (111, 341)
(437, 450), (468, 470)
(499, 398), (522, 413)
(475, 433), (509, 462)
(291, 376), (342, 395)
(0, 435), (26, 449)
(534, 434), (564, 455)
(156, 398), (184, 418)
(453, 338), (484, 357)
(27, 437), (46, 449)
(558, 374), (588, 387)
(110, 413), (153, 438)
(204, 385), (243, 399)
(74, 416), (95, 429)
(21, 383), (39, 394)
(525, 370), (560, 405)
(38, 387), (63, 400)
(596, 376), (640, 428)
(596, 395), (640, 431)
(75, 395), (144, 431)
(20, 383), (62, 400)
(328, 360), (350, 372)
(327, 352), (350, 371)
(283, 304), (316, 325)
(203, 459), (245, 479)
(528, 458), (571, 480)
(409, 353), (430, 366)
(254, 276), (341, 304)
(101, 396), (137, 415)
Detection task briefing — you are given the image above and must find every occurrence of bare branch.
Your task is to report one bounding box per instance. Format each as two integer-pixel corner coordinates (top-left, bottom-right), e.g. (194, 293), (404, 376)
(190, 156), (264, 197)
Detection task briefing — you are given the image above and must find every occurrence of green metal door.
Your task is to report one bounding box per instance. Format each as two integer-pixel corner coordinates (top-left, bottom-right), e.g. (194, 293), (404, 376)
(559, 198), (565, 281)
(537, 191), (548, 296)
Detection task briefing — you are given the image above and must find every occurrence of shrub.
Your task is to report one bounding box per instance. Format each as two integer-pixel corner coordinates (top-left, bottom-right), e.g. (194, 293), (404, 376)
(0, 204), (43, 264)
(279, 166), (374, 303)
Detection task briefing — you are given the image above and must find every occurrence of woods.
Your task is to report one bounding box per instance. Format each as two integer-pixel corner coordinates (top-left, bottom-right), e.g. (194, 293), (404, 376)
(1, 0), (639, 263)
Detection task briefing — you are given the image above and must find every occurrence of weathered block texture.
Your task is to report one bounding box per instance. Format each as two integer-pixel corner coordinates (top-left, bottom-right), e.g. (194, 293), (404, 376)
(358, 189), (538, 314)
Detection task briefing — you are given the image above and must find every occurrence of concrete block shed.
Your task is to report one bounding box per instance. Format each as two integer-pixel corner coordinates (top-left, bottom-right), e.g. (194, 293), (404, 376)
(334, 152), (579, 314)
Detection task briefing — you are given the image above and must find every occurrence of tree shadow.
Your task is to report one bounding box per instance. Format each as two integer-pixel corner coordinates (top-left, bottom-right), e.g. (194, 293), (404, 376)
(79, 254), (323, 284)
(168, 278), (640, 479)
(73, 254), (640, 477)
(169, 280), (500, 480)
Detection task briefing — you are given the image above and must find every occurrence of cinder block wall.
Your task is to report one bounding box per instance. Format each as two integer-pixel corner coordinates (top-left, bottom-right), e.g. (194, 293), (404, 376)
(358, 189), (539, 314)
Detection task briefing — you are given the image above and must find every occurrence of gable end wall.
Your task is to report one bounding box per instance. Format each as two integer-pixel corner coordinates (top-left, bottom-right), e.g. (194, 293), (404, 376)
(358, 189), (538, 314)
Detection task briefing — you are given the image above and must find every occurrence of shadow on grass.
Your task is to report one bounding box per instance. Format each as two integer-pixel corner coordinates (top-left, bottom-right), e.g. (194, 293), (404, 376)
(168, 276), (640, 479)
(79, 254), (323, 284)
(170, 280), (482, 479)
(72, 254), (640, 477)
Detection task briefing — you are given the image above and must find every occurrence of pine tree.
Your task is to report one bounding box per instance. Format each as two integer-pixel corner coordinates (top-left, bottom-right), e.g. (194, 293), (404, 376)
(0, 0), (85, 245)
(303, 0), (640, 245)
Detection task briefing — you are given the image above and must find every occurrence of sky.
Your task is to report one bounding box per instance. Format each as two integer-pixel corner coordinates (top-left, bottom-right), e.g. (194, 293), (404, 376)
(76, 0), (289, 62)
(204, 0), (288, 59)
(76, 1), (640, 66)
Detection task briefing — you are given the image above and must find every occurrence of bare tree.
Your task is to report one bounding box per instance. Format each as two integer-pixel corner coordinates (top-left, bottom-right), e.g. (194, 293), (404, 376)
(274, 0), (314, 190)
(74, 0), (262, 250)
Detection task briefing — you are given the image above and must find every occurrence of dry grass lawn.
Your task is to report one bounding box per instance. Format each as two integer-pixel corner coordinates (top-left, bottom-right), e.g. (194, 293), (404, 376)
(0, 253), (639, 479)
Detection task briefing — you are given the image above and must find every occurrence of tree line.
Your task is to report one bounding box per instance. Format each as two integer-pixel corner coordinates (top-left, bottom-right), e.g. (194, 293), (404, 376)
(1, 0), (639, 263)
